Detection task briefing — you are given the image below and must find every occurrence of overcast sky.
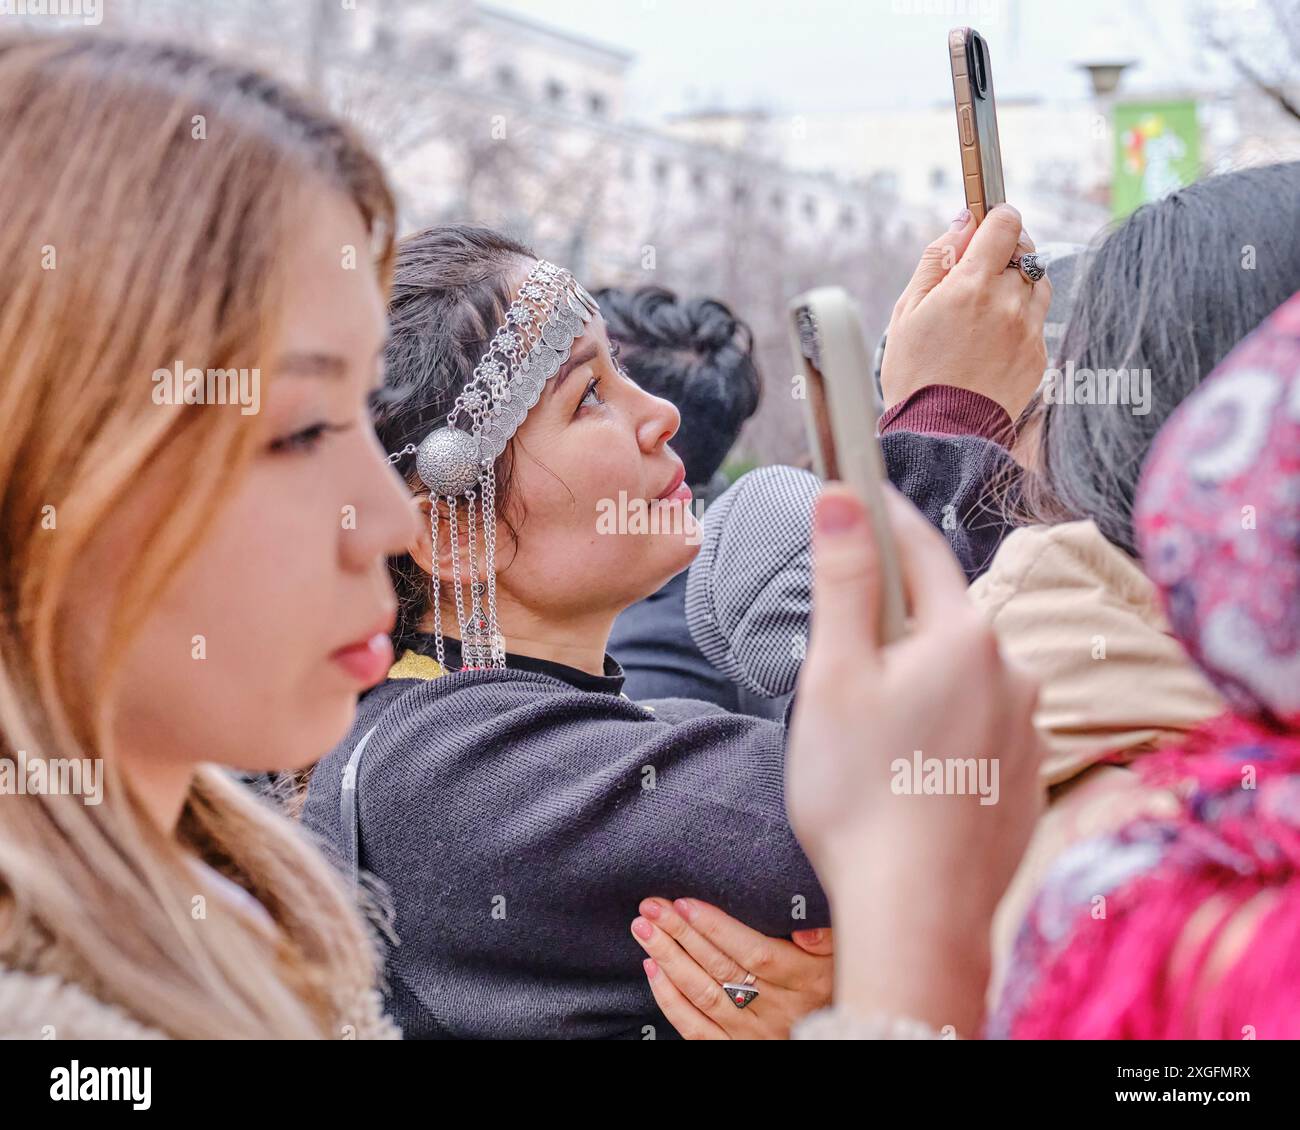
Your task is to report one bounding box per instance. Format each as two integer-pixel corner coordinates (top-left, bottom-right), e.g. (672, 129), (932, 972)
(491, 0), (1240, 121)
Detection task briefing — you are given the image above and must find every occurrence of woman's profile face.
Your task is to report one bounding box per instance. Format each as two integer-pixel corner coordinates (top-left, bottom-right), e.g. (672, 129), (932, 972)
(496, 272), (699, 621)
(82, 189), (417, 805)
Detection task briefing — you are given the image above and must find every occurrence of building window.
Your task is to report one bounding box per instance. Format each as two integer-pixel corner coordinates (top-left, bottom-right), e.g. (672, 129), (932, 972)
(802, 196), (819, 222)
(691, 168), (708, 193)
(770, 189), (785, 213)
(930, 167), (947, 190)
(871, 170), (899, 196)
(653, 158), (670, 185)
(587, 91), (608, 117)
(839, 206), (855, 230)
(733, 183), (749, 205)
(496, 64), (517, 90)
(545, 78), (566, 106)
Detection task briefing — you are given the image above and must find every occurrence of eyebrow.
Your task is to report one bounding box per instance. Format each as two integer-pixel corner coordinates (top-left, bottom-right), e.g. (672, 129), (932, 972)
(276, 341), (389, 381)
(551, 340), (600, 393)
(276, 351), (347, 379)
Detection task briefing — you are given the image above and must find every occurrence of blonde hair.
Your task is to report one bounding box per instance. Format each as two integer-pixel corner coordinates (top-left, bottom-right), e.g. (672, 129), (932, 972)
(0, 34), (397, 1038)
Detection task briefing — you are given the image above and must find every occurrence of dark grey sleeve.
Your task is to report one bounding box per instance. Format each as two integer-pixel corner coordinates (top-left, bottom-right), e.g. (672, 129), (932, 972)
(881, 430), (1020, 582)
(686, 438), (1018, 698)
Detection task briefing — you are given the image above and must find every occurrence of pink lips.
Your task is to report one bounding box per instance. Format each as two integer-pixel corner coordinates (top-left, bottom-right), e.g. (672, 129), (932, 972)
(655, 464), (691, 503)
(330, 631), (394, 688)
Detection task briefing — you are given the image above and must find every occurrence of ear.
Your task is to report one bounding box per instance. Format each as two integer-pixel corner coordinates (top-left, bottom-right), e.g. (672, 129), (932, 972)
(407, 494), (500, 584)
(406, 494), (438, 578)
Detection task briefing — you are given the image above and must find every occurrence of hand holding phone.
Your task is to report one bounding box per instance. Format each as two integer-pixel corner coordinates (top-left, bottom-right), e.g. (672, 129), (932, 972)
(880, 207), (1048, 421)
(789, 287), (907, 642)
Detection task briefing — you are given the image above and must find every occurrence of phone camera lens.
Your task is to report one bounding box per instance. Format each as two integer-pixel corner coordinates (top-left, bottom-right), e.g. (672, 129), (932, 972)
(973, 37), (988, 97)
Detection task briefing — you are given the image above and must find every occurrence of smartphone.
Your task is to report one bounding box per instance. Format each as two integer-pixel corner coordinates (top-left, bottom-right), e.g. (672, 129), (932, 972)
(789, 287), (907, 643)
(949, 27), (1005, 224)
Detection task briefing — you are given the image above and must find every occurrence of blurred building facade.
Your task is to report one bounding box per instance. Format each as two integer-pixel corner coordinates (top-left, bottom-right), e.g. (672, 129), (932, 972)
(45, 0), (1300, 465)
(100, 0), (935, 464)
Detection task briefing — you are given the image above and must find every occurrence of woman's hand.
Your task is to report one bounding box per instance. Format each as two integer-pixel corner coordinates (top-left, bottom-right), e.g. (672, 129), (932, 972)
(787, 484), (1042, 1038)
(630, 897), (833, 1039)
(881, 203), (1049, 421)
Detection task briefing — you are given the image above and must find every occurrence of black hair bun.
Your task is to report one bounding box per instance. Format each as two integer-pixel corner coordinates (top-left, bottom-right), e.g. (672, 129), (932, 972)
(685, 298), (742, 355)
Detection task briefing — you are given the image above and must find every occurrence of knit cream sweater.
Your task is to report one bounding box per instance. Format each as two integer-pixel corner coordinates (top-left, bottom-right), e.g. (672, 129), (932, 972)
(0, 860), (400, 1040)
(0, 968), (168, 1039)
(0, 964), (399, 1039)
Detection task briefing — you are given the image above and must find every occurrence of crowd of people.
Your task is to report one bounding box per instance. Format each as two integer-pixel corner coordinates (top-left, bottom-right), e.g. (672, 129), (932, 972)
(1, 31), (1298, 1042)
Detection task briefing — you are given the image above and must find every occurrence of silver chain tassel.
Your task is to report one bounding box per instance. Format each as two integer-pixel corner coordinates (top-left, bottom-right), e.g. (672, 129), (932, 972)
(481, 468), (505, 667)
(463, 488), (491, 669)
(430, 502), (445, 670)
(446, 495), (467, 668)
(433, 480), (505, 672)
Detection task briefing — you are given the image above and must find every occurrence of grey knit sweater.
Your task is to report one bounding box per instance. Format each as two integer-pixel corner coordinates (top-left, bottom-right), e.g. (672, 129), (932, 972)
(302, 669), (825, 1040)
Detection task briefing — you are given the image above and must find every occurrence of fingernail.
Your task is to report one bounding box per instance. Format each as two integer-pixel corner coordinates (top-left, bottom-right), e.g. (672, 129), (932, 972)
(639, 899), (662, 920)
(950, 207), (972, 230)
(800, 928), (823, 943)
(815, 492), (862, 535)
(632, 916), (654, 940)
(673, 897), (696, 921)
(643, 958), (658, 979)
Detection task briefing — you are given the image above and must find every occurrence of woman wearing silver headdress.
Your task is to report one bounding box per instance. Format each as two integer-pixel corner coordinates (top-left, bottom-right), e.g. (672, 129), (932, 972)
(303, 224), (1027, 1039)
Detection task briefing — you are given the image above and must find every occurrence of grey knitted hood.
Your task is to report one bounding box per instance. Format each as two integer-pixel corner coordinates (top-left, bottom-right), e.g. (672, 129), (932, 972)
(685, 465), (820, 699)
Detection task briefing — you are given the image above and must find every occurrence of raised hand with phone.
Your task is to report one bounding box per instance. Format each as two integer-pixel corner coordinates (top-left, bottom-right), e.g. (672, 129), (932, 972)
(880, 26), (1051, 427)
(881, 203), (1051, 425)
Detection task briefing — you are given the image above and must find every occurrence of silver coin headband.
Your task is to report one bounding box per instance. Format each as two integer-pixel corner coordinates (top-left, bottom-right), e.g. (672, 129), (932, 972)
(387, 259), (600, 671)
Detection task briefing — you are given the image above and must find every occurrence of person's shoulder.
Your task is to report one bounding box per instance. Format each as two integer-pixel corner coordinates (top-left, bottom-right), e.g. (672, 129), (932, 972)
(370, 671), (783, 766)
(971, 520), (1147, 617)
(402, 666), (635, 706)
(353, 670), (657, 756)
(340, 671), (782, 789)
(354, 665), (575, 718)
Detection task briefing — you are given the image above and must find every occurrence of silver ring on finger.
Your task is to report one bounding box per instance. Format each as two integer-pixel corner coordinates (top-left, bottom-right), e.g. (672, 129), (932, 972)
(722, 973), (759, 1009)
(1009, 252), (1047, 285)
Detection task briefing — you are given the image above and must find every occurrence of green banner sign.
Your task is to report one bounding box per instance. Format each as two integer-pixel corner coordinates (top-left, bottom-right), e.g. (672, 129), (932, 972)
(1113, 100), (1201, 218)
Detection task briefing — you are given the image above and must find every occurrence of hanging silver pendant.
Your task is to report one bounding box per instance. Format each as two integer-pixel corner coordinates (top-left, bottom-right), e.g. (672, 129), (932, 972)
(462, 582), (495, 669)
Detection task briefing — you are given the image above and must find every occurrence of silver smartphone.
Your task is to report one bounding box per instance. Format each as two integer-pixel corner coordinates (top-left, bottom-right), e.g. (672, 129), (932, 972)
(789, 287), (907, 642)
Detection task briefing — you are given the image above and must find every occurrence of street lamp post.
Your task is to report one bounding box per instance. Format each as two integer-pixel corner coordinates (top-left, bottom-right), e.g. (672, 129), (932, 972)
(1079, 60), (1135, 98)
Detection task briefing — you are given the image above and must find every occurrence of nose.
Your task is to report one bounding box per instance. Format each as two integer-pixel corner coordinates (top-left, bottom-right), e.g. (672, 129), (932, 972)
(635, 386), (680, 455)
(341, 429), (423, 572)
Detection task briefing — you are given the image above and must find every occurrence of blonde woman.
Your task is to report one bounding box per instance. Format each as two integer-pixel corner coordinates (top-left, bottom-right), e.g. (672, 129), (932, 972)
(0, 34), (415, 1038)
